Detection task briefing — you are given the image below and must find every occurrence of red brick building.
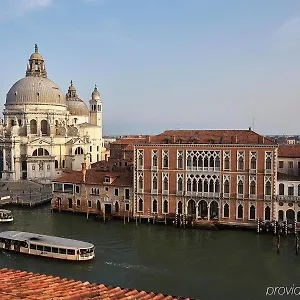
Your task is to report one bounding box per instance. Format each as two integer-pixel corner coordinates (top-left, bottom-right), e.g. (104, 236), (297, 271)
(133, 129), (278, 226)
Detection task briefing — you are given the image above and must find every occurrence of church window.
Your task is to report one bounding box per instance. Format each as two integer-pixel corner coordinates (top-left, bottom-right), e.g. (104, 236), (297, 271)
(10, 120), (15, 126)
(32, 165), (35, 170)
(75, 147), (84, 155)
(41, 120), (49, 135)
(32, 148), (49, 156)
(47, 165), (50, 170)
(30, 119), (37, 134)
(55, 160), (58, 169)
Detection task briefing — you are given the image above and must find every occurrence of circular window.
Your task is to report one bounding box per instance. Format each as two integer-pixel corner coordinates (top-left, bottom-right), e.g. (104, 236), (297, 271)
(279, 202), (283, 206)
(288, 203), (293, 207)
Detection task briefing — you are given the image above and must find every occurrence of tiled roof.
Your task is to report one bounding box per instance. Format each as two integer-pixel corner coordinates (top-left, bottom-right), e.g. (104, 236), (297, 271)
(54, 169), (133, 186)
(277, 172), (300, 181)
(139, 130), (276, 145)
(0, 268), (192, 300)
(278, 145), (300, 158)
(112, 138), (147, 145)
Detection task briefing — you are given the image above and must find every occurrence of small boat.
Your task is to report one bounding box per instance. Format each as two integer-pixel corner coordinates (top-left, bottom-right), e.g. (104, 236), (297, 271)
(0, 210), (13, 222)
(0, 231), (95, 261)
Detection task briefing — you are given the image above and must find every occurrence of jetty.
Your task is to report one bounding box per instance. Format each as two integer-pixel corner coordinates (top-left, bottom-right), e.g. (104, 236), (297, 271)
(0, 181), (52, 208)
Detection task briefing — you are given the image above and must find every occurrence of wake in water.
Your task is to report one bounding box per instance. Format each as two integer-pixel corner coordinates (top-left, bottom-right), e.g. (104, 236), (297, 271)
(104, 261), (169, 274)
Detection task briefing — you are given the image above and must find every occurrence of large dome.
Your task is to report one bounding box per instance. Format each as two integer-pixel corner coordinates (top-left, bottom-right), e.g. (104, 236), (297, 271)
(5, 77), (66, 107)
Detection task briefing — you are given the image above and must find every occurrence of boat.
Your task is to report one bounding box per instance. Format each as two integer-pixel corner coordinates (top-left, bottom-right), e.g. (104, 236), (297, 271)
(0, 231), (95, 261)
(0, 210), (13, 222)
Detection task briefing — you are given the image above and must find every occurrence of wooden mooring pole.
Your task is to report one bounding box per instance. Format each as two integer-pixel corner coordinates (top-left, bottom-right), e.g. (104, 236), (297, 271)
(277, 232), (280, 254)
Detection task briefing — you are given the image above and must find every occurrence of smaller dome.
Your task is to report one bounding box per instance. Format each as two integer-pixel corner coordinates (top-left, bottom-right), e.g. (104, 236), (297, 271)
(69, 80), (76, 92)
(30, 52), (43, 61)
(91, 85), (100, 100)
(67, 99), (89, 116)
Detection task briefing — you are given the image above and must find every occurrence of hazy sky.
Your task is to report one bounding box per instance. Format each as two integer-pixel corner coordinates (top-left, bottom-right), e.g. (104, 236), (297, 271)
(1, 0), (300, 136)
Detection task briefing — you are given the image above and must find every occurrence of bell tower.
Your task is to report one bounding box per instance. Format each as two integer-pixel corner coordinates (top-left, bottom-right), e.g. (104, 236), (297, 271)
(26, 44), (47, 78)
(89, 85), (102, 127)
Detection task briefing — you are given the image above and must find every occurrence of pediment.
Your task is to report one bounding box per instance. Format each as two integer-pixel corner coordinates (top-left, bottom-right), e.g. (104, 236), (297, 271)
(66, 137), (85, 146)
(28, 138), (52, 147)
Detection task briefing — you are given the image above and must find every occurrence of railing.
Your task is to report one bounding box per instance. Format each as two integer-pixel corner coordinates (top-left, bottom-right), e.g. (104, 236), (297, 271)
(275, 195), (300, 201)
(249, 169), (256, 174)
(249, 194), (257, 199)
(162, 190), (169, 195)
(223, 193), (230, 198)
(176, 191), (184, 196)
(265, 169), (272, 174)
(264, 195), (272, 200)
(151, 189), (158, 195)
(151, 166), (158, 171)
(186, 167), (221, 172)
(237, 194), (244, 199)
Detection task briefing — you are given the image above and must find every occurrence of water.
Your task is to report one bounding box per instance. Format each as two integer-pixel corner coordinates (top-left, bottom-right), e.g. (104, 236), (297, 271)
(0, 206), (299, 300)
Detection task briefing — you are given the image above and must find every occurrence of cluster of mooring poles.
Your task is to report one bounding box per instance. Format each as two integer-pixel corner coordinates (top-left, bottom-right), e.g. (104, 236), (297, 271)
(257, 219), (299, 254)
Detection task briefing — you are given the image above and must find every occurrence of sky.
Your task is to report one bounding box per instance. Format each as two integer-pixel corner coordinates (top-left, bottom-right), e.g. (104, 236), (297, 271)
(1, 0), (300, 136)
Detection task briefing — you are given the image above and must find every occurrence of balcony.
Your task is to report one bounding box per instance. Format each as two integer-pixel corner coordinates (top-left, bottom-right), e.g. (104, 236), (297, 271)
(249, 194), (257, 199)
(137, 189), (144, 194)
(264, 169), (272, 174)
(137, 165), (144, 171)
(223, 193), (230, 198)
(264, 195), (272, 200)
(275, 195), (300, 202)
(237, 194), (244, 199)
(151, 189), (158, 195)
(249, 169), (256, 174)
(151, 166), (158, 171)
(162, 190), (169, 195)
(176, 191), (184, 196)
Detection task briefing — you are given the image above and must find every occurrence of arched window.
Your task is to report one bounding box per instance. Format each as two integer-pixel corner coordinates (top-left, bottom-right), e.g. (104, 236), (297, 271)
(237, 204), (243, 219)
(250, 157), (256, 169)
(223, 203), (229, 218)
(30, 119), (37, 134)
(75, 147), (84, 155)
(209, 179), (214, 192)
(177, 201), (183, 214)
(41, 120), (49, 135)
(265, 182), (271, 195)
(163, 200), (168, 214)
(55, 160), (59, 169)
(163, 177), (168, 191)
(138, 198), (143, 212)
(249, 205), (256, 220)
(32, 148), (49, 156)
(238, 180), (244, 195)
(152, 177), (157, 190)
(187, 178), (191, 191)
(192, 178), (197, 192)
(204, 180), (208, 192)
(215, 179), (220, 193)
(138, 177), (143, 190)
(177, 177), (183, 191)
(152, 199), (158, 213)
(224, 180), (230, 194)
(250, 181), (256, 195)
(114, 201), (119, 213)
(265, 206), (271, 221)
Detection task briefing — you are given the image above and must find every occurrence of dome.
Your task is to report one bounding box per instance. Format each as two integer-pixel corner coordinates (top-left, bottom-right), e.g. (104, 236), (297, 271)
(91, 85), (100, 100)
(6, 77), (67, 107)
(67, 99), (89, 116)
(30, 52), (43, 61)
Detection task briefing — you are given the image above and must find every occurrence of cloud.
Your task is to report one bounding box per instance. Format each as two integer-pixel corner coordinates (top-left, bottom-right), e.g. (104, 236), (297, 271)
(0, 0), (52, 19)
(272, 16), (300, 51)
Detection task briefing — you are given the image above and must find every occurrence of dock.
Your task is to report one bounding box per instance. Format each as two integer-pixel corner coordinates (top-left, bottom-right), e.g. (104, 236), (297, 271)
(0, 180), (52, 208)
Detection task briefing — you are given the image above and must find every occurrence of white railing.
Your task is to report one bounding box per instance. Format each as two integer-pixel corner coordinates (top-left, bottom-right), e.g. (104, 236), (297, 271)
(275, 195), (300, 201)
(264, 195), (272, 200)
(249, 194), (257, 199)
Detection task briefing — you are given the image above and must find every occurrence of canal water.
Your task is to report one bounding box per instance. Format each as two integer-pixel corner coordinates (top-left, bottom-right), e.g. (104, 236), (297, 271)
(0, 206), (299, 300)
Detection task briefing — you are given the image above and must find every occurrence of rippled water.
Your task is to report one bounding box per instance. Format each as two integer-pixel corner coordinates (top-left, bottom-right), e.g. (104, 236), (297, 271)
(0, 206), (299, 299)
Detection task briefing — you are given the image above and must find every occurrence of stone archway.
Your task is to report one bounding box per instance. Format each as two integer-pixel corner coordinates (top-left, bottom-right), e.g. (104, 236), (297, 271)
(177, 201), (183, 214)
(198, 200), (208, 219)
(286, 209), (295, 222)
(209, 200), (219, 220)
(278, 210), (284, 222)
(187, 199), (196, 215)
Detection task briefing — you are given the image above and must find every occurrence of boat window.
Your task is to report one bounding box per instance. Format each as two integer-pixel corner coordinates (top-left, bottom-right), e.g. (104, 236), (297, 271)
(30, 244), (36, 250)
(44, 246), (51, 252)
(67, 249), (75, 255)
(52, 247), (58, 253)
(36, 245), (43, 251)
(59, 248), (66, 254)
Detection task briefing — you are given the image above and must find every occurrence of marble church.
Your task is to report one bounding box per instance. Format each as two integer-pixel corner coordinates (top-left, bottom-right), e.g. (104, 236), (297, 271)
(0, 45), (104, 183)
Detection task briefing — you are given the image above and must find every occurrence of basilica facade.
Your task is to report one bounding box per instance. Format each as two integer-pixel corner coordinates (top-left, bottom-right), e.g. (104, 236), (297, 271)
(0, 45), (104, 183)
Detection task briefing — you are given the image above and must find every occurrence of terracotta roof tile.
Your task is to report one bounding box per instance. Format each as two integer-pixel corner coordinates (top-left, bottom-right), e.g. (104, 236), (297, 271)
(0, 268), (193, 300)
(136, 129), (276, 145)
(278, 144), (300, 158)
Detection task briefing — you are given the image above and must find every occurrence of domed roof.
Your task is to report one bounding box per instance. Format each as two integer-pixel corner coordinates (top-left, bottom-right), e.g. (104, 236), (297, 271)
(30, 52), (43, 61)
(65, 80), (88, 116)
(91, 85), (100, 100)
(67, 99), (89, 116)
(6, 76), (66, 107)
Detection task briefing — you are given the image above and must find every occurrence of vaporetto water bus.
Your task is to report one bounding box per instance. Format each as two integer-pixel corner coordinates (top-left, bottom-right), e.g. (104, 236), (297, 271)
(0, 210), (13, 223)
(0, 231), (95, 261)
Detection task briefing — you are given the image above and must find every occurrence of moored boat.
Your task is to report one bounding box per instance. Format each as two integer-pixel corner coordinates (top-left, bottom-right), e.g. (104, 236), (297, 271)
(0, 210), (13, 223)
(0, 231), (95, 261)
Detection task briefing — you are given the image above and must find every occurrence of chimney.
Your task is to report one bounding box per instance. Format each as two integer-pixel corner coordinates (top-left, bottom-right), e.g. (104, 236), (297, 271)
(249, 127), (251, 131)
(146, 135), (151, 143)
(81, 162), (86, 183)
(171, 135), (176, 143)
(262, 136), (265, 144)
(235, 135), (238, 143)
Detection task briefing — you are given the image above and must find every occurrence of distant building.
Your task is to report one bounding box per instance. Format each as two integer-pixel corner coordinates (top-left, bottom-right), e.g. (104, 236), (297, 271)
(51, 163), (133, 217)
(0, 45), (105, 183)
(133, 129), (277, 226)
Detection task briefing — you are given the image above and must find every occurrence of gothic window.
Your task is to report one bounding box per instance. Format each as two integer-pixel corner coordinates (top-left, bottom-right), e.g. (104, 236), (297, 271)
(223, 151), (230, 170)
(215, 179), (220, 193)
(177, 150), (183, 169)
(137, 150), (144, 168)
(237, 204), (243, 219)
(177, 177), (183, 191)
(152, 198), (158, 213)
(138, 198), (143, 212)
(223, 176), (230, 194)
(32, 148), (49, 156)
(163, 176), (168, 191)
(265, 152), (272, 170)
(192, 178), (197, 192)
(75, 147), (84, 155)
(237, 178), (244, 195)
(162, 150), (169, 169)
(265, 181), (271, 195)
(249, 205), (256, 220)
(204, 180), (208, 192)
(265, 206), (271, 221)
(237, 151), (245, 170)
(250, 181), (256, 195)
(138, 177), (143, 190)
(152, 175), (158, 190)
(163, 199), (169, 214)
(55, 160), (59, 169)
(152, 150), (158, 167)
(223, 203), (229, 218)
(209, 180), (214, 192)
(187, 178), (192, 191)
(250, 152), (257, 169)
(30, 119), (37, 134)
